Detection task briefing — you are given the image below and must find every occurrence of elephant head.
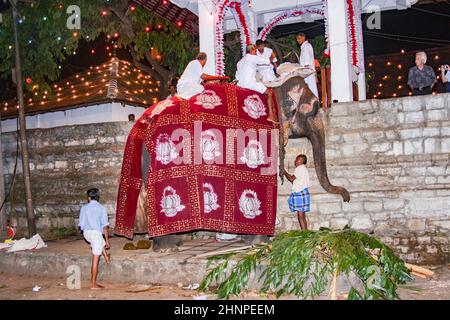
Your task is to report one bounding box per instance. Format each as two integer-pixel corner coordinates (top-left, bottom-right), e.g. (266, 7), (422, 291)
(274, 76), (350, 202)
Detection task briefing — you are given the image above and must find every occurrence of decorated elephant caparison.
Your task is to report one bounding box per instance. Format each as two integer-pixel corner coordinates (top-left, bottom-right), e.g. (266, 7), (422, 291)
(149, 75), (350, 251)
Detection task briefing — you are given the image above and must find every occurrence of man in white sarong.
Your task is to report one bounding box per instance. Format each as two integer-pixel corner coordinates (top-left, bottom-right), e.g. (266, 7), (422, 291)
(256, 39), (278, 82)
(296, 32), (319, 97)
(236, 44), (278, 123)
(236, 44), (272, 94)
(177, 52), (211, 100)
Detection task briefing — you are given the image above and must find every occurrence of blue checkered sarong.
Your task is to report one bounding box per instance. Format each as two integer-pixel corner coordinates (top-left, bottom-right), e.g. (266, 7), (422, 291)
(288, 188), (310, 212)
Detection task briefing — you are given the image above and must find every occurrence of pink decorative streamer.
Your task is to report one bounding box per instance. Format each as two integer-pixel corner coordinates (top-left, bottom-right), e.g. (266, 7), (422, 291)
(213, 0), (362, 79)
(215, 0), (253, 76)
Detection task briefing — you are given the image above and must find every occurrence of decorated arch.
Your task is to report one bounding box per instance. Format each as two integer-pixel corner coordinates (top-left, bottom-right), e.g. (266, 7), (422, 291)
(257, 6), (325, 41)
(215, 0), (255, 75)
(213, 0), (364, 80)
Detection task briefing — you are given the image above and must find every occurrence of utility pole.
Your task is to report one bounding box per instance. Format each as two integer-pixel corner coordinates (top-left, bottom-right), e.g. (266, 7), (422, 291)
(0, 111), (6, 241)
(11, 0), (36, 237)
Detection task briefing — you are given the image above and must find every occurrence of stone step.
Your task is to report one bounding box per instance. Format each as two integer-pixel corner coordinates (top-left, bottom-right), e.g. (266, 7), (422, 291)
(0, 237), (357, 294)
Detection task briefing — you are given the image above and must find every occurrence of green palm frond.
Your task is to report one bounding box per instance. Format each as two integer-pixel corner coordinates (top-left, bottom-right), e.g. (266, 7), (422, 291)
(200, 228), (412, 300)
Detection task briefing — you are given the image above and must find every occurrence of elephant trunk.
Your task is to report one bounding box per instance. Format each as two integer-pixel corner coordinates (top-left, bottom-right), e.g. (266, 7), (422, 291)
(308, 119), (350, 202)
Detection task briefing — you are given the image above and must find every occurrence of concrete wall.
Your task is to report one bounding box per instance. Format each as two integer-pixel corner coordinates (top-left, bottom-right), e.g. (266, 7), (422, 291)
(2, 93), (449, 264)
(277, 93), (450, 264)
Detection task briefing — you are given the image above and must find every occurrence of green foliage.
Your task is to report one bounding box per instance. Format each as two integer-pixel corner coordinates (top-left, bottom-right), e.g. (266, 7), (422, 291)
(0, 0), (195, 95)
(0, 0), (98, 93)
(199, 227), (412, 300)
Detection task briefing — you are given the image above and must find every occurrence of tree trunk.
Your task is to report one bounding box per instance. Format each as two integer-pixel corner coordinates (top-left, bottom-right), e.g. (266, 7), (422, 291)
(0, 113), (6, 241)
(109, 0), (173, 100)
(12, 1), (36, 237)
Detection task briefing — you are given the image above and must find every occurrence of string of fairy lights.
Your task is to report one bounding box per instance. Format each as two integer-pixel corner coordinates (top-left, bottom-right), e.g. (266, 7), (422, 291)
(2, 58), (160, 114)
(366, 48), (446, 99)
(1, 1), (186, 113)
(5, 1), (186, 67)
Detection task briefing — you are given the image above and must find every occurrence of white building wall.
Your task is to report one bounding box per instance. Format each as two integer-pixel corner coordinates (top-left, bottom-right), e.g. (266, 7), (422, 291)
(0, 102), (146, 133)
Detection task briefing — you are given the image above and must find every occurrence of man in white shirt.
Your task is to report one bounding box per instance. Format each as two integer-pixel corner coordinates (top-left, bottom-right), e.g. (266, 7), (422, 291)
(283, 154), (311, 230)
(177, 52), (211, 100)
(256, 39), (278, 82)
(236, 44), (278, 123)
(296, 32), (319, 97)
(236, 44), (272, 94)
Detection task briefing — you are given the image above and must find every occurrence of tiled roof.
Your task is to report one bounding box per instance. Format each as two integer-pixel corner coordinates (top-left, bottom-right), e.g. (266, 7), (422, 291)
(1, 58), (160, 119)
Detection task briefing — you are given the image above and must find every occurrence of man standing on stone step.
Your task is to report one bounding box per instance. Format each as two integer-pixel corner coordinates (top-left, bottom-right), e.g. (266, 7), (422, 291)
(78, 188), (111, 289)
(283, 154), (311, 230)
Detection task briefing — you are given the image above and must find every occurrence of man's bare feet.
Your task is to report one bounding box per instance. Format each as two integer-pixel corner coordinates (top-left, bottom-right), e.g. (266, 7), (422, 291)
(90, 283), (104, 290)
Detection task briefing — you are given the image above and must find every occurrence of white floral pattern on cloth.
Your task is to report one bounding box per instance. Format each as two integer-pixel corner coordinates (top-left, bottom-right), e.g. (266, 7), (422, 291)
(155, 133), (179, 165)
(160, 186), (186, 217)
(243, 94), (266, 119)
(240, 140), (266, 169)
(200, 130), (221, 161)
(194, 90), (222, 109)
(203, 183), (220, 214)
(239, 189), (262, 219)
(150, 99), (175, 118)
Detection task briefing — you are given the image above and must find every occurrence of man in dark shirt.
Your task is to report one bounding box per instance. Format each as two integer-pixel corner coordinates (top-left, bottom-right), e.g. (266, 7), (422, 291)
(407, 51), (437, 96)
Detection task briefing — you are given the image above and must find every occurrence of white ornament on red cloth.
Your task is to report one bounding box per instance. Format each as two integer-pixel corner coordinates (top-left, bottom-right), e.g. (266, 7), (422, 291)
(240, 140), (265, 169)
(155, 133), (179, 165)
(194, 90), (222, 109)
(203, 183), (220, 213)
(243, 94), (266, 119)
(151, 99), (175, 118)
(239, 189), (262, 219)
(201, 130), (222, 161)
(160, 186), (185, 217)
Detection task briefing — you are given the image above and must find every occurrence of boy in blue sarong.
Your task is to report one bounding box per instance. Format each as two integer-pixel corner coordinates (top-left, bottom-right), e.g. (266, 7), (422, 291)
(283, 154), (311, 230)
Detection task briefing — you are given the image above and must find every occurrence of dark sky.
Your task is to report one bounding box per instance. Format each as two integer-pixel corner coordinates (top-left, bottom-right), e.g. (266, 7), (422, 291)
(270, 2), (450, 56)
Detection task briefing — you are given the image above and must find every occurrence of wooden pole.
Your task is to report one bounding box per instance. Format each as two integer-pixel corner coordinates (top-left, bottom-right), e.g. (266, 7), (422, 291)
(320, 67), (327, 112)
(326, 65), (331, 107)
(11, 0), (36, 237)
(0, 111), (6, 241)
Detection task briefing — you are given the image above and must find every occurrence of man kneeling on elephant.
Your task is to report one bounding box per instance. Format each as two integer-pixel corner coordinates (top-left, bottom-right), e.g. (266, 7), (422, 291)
(235, 44), (278, 123)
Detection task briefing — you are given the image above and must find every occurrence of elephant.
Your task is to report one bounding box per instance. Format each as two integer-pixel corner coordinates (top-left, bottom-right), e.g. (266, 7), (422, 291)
(130, 76), (349, 252)
(273, 76), (351, 203)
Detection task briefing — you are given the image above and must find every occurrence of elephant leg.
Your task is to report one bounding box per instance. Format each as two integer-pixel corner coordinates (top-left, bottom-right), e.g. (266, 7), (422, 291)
(152, 235), (183, 252)
(242, 235), (270, 245)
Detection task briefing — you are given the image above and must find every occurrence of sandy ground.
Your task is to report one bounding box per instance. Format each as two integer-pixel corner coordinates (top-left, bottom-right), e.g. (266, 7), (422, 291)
(0, 266), (449, 300)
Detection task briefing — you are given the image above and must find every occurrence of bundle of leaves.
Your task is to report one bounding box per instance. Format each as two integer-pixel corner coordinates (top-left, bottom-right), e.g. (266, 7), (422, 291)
(199, 227), (412, 300)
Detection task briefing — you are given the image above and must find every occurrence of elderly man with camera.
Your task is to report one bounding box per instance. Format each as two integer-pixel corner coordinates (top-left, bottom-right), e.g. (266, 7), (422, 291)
(407, 51), (437, 96)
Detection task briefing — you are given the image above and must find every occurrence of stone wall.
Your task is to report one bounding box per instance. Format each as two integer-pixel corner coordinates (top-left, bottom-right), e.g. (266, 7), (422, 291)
(2, 93), (449, 264)
(2, 122), (131, 238)
(278, 93), (450, 264)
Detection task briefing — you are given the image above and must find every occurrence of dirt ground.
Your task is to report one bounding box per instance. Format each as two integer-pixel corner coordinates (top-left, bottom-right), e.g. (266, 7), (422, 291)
(0, 265), (449, 300)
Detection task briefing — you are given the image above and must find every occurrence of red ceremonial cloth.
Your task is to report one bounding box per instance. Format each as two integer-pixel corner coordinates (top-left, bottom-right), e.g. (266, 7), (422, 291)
(114, 83), (279, 239)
